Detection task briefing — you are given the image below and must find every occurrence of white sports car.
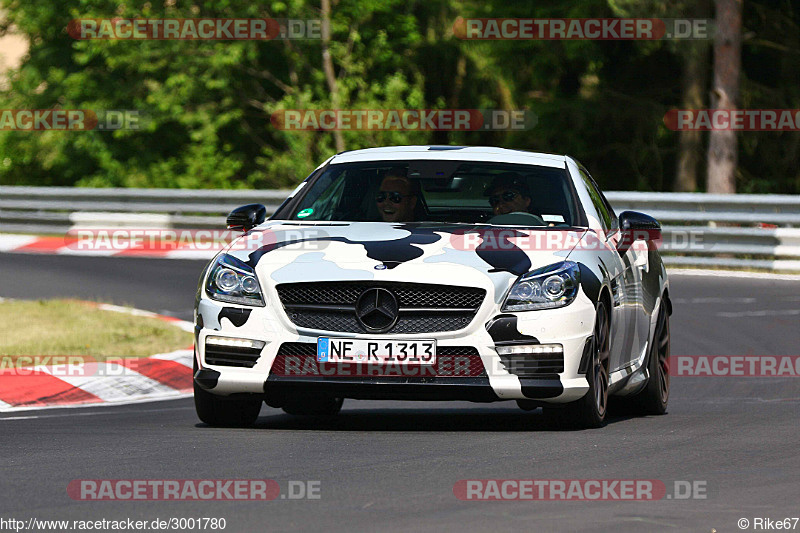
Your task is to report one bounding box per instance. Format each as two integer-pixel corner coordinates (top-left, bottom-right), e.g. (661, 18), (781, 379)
(193, 146), (671, 428)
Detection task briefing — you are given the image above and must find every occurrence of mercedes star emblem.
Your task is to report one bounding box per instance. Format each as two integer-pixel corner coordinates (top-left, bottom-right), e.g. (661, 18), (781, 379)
(355, 288), (399, 332)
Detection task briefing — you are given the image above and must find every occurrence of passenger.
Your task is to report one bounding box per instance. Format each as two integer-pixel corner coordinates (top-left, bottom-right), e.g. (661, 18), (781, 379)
(485, 172), (532, 216)
(376, 170), (418, 222)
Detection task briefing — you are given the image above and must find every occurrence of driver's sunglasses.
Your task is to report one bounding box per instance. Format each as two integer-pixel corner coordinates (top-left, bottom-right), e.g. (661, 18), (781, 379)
(375, 191), (412, 204)
(488, 190), (519, 207)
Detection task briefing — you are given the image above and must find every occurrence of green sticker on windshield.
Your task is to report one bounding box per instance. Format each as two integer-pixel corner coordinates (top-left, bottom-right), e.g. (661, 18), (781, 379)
(297, 208), (314, 218)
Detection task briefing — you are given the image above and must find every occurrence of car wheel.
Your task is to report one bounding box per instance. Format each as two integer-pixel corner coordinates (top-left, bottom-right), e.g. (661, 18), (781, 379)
(559, 300), (610, 428)
(282, 397), (344, 416)
(625, 299), (670, 415)
(193, 359), (262, 427)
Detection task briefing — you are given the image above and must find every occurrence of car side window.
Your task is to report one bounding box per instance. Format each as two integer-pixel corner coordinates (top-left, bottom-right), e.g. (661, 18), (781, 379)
(292, 168), (347, 220)
(596, 184), (618, 231)
(579, 168), (614, 231)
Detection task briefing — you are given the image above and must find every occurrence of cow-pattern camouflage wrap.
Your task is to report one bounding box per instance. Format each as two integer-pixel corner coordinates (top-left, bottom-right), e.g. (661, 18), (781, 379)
(194, 147), (668, 404)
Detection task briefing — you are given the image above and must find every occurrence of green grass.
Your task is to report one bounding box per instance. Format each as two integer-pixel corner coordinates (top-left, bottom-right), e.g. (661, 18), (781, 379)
(0, 299), (192, 361)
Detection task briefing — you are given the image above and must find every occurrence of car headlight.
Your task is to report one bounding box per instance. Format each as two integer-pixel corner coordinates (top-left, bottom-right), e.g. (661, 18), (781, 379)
(502, 261), (581, 311)
(205, 254), (265, 306)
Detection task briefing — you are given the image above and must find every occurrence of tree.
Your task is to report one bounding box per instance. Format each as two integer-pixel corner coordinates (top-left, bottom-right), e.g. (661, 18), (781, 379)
(2, 0), (798, 193)
(608, 0), (712, 192)
(706, 0), (743, 193)
(675, 0), (711, 192)
(320, 0), (344, 153)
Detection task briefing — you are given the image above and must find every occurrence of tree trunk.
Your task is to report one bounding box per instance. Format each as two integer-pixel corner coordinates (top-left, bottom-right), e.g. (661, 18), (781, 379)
(706, 0), (743, 194)
(675, 0), (711, 192)
(321, 0), (345, 153)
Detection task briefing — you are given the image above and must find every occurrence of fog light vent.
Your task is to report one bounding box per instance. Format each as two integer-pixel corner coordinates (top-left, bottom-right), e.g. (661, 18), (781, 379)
(496, 344), (564, 377)
(205, 336), (266, 368)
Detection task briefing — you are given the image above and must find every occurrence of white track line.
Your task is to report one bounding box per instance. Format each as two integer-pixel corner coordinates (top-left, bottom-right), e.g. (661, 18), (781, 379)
(673, 297), (757, 304)
(0, 234), (39, 251)
(94, 303), (194, 331)
(0, 393), (193, 415)
(668, 268), (800, 281)
(56, 247), (118, 257)
(717, 309), (800, 318)
(164, 249), (218, 260)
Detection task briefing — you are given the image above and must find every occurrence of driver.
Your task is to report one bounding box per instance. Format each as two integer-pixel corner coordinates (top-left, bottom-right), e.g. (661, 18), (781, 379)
(376, 169), (418, 222)
(484, 172), (532, 216)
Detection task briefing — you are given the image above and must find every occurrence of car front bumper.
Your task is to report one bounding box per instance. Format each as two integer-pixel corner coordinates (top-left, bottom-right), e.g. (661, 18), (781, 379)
(194, 287), (595, 404)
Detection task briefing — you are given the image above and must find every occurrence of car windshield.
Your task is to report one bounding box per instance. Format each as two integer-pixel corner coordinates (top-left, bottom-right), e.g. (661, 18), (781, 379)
(278, 160), (583, 227)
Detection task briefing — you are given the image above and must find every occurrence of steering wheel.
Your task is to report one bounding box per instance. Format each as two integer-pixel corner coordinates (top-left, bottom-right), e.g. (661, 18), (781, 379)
(487, 212), (546, 226)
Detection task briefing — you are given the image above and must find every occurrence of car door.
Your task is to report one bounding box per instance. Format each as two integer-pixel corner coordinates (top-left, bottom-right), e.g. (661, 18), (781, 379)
(599, 180), (650, 369)
(577, 167), (645, 372)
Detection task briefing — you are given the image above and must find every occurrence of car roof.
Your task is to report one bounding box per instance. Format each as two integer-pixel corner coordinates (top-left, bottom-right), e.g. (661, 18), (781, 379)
(329, 146), (567, 168)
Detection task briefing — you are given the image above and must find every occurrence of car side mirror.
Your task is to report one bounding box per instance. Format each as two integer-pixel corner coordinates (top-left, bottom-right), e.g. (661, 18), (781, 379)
(617, 210), (661, 251)
(227, 204), (267, 232)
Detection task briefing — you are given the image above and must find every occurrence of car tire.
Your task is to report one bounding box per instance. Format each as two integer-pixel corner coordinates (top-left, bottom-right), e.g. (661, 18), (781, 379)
(622, 299), (670, 415)
(193, 359), (262, 427)
(282, 397), (344, 416)
(559, 300), (610, 428)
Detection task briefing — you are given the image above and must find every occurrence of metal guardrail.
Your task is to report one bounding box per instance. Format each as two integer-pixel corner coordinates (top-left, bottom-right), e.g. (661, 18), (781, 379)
(604, 191), (800, 225)
(2, 187), (800, 271)
(0, 186), (289, 234)
(605, 192), (800, 271)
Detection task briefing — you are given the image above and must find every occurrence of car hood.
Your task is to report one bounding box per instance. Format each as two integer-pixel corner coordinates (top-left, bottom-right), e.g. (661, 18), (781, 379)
(224, 221), (587, 304)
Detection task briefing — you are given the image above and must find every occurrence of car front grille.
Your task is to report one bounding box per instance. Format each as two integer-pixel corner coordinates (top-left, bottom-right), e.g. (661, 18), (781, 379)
(276, 282), (485, 334)
(272, 343), (486, 377)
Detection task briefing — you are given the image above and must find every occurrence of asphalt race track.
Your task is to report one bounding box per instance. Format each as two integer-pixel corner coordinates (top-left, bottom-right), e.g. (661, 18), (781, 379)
(1, 253), (799, 532)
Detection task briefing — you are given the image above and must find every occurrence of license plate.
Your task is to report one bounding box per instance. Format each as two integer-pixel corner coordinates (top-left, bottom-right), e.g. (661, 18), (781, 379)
(317, 338), (436, 364)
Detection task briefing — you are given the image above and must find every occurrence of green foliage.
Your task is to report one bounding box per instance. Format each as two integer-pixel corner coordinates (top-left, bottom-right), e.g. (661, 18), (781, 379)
(0, 0), (798, 192)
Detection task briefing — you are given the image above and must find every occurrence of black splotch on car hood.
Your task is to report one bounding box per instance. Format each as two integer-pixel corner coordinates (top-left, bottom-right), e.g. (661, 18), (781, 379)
(236, 222), (578, 276)
(218, 307), (252, 327)
(486, 314), (540, 344)
(475, 229), (532, 276)
(243, 223), (463, 269)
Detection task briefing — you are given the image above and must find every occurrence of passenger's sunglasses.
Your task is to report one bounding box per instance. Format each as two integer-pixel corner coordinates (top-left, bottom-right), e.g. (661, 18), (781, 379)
(376, 191), (412, 204)
(488, 190), (520, 207)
